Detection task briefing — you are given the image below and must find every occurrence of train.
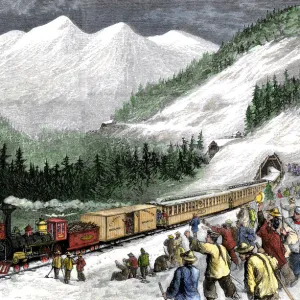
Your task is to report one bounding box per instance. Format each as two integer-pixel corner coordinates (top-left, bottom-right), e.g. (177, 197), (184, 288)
(0, 173), (280, 275)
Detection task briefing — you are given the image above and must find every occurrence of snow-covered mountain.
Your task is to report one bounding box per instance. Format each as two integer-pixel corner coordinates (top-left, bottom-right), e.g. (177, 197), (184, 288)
(0, 16), (218, 134)
(116, 37), (300, 196)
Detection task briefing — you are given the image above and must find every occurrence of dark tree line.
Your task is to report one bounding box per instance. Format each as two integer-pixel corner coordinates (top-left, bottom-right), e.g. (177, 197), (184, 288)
(114, 6), (300, 122)
(0, 132), (205, 203)
(245, 70), (300, 131)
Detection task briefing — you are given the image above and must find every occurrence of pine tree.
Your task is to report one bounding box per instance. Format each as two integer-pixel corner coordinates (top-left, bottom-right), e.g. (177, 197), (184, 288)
(196, 131), (204, 151)
(264, 182), (274, 202)
(0, 143), (10, 171)
(15, 147), (26, 174)
(245, 105), (253, 131)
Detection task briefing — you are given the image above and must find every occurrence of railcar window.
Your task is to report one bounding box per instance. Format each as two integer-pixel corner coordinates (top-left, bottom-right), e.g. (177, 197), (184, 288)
(62, 223), (65, 233)
(178, 205), (181, 214)
(169, 207), (172, 216)
(192, 202), (195, 210)
(57, 223), (61, 233)
(174, 206), (178, 215)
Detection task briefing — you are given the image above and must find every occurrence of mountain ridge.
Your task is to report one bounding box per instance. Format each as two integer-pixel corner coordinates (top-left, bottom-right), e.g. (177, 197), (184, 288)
(0, 16), (218, 134)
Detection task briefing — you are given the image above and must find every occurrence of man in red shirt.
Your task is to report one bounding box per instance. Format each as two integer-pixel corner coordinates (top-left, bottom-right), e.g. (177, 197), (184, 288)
(74, 253), (86, 281)
(209, 222), (239, 268)
(256, 203), (297, 287)
(127, 253), (138, 278)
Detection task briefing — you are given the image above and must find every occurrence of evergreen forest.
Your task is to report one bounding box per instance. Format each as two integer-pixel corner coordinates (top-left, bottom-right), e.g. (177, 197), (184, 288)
(245, 70), (300, 131)
(0, 132), (206, 204)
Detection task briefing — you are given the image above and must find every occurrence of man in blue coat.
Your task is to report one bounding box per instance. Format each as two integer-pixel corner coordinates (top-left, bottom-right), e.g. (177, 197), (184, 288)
(164, 250), (201, 300)
(189, 214), (200, 238)
(236, 221), (256, 246)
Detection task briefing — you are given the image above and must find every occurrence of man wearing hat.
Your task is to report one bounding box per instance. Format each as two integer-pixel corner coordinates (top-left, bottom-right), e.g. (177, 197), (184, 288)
(164, 235), (175, 266)
(184, 230), (239, 300)
(282, 206), (300, 279)
(63, 252), (74, 284)
(281, 197), (296, 217)
(256, 203), (297, 287)
(138, 248), (150, 280)
(127, 252), (138, 278)
(74, 252), (86, 282)
(174, 232), (185, 266)
(52, 250), (63, 279)
(235, 243), (279, 300)
(163, 250), (201, 300)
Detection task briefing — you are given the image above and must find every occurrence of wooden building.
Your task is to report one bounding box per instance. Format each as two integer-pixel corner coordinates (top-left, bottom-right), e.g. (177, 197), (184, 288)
(208, 141), (219, 158)
(254, 153), (284, 181)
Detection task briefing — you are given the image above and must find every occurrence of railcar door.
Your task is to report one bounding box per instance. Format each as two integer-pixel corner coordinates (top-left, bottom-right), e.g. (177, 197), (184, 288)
(124, 213), (134, 235)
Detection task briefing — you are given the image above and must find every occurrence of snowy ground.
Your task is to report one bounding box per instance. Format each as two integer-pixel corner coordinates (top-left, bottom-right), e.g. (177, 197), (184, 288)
(1, 190), (300, 300)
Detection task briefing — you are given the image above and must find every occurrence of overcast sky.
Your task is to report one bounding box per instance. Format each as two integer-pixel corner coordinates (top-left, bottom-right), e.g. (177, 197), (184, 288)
(0, 0), (299, 44)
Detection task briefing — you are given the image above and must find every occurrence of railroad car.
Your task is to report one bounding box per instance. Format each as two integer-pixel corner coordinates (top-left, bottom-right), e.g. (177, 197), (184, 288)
(81, 204), (157, 241)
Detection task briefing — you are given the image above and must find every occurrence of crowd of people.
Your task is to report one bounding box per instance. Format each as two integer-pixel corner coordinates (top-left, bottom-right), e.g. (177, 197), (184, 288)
(50, 251), (86, 284)
(287, 163), (300, 176)
(162, 182), (300, 300)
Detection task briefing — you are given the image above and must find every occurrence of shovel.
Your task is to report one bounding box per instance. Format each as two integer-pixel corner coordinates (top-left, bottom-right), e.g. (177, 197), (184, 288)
(45, 267), (53, 278)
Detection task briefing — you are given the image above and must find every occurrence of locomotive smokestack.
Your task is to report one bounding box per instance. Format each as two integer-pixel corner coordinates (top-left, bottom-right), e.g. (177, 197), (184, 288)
(0, 203), (16, 238)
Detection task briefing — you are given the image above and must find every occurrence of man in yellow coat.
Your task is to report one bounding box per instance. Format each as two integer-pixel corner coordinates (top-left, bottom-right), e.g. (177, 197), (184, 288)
(63, 252), (74, 284)
(184, 230), (239, 300)
(52, 250), (63, 279)
(235, 243), (279, 300)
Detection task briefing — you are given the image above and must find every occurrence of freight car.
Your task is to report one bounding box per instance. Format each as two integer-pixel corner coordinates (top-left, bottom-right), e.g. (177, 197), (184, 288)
(0, 171), (280, 275)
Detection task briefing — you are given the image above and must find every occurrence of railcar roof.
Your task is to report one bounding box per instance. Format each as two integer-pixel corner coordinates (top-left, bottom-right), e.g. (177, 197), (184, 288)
(83, 204), (156, 217)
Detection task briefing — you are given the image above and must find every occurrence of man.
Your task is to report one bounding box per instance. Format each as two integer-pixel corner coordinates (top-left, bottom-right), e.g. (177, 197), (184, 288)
(138, 248), (149, 280)
(184, 230), (239, 300)
(52, 250), (63, 279)
(74, 252), (86, 282)
(247, 204), (257, 229)
(111, 259), (130, 281)
(256, 203), (296, 287)
(164, 235), (175, 265)
(174, 231), (185, 266)
(154, 254), (169, 272)
(63, 252), (74, 284)
(281, 206), (300, 279)
(226, 219), (238, 243)
(163, 250), (201, 300)
(235, 242), (279, 300)
(127, 252), (138, 278)
(281, 197), (296, 217)
(237, 221), (256, 246)
(189, 214), (200, 238)
(209, 221), (239, 267)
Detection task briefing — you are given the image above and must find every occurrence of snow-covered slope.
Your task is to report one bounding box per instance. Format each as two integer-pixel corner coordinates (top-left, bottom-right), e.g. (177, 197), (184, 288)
(118, 37), (300, 196)
(0, 16), (218, 134)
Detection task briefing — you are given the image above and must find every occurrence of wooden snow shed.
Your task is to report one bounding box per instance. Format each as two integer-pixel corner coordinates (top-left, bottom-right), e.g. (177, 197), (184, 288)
(80, 204), (157, 241)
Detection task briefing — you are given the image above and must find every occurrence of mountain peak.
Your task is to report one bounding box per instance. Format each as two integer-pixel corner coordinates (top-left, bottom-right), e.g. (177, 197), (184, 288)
(44, 16), (76, 30)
